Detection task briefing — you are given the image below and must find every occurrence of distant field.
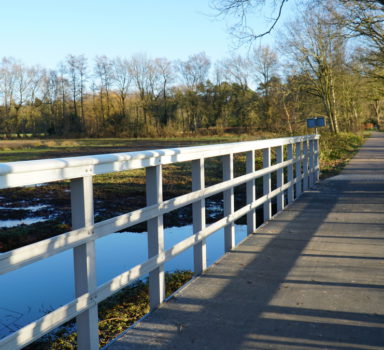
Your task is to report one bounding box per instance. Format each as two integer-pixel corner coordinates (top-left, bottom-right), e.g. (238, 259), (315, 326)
(0, 134), (273, 162)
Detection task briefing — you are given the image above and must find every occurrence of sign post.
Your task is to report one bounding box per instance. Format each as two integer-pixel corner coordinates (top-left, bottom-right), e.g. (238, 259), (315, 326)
(307, 117), (326, 134)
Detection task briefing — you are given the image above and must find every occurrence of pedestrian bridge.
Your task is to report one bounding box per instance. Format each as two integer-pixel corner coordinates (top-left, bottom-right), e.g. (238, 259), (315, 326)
(1, 133), (383, 349)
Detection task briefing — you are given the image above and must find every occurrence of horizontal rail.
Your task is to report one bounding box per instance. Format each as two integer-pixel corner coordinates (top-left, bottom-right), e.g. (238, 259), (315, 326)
(0, 156), (304, 275)
(0, 135), (318, 188)
(0, 135), (320, 350)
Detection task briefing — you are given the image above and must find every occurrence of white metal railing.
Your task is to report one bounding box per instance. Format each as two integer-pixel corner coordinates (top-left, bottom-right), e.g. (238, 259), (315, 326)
(0, 135), (320, 350)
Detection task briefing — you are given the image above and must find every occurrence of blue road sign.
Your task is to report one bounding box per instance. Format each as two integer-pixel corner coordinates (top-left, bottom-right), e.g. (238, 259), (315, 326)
(307, 117), (325, 128)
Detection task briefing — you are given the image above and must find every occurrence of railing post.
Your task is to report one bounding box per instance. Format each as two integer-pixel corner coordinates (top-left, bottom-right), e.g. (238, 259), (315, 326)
(295, 142), (302, 198)
(146, 165), (165, 310)
(223, 153), (235, 252)
(71, 176), (99, 350)
(314, 138), (320, 182)
(276, 146), (284, 212)
(309, 139), (315, 187)
(192, 158), (206, 274)
(246, 150), (256, 235)
(303, 140), (309, 191)
(263, 148), (271, 221)
(287, 143), (294, 204)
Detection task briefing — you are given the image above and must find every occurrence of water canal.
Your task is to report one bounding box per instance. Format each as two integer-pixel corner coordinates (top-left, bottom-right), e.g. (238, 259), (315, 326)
(0, 224), (247, 338)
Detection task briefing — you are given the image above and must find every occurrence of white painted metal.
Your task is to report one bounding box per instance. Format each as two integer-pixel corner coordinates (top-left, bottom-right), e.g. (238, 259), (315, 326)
(315, 138), (320, 181)
(263, 148), (272, 221)
(295, 142), (302, 198)
(309, 140), (315, 187)
(276, 146), (284, 211)
(223, 154), (235, 252)
(192, 158), (206, 274)
(303, 140), (309, 191)
(287, 144), (294, 204)
(146, 165), (165, 310)
(0, 134), (319, 350)
(71, 177), (99, 350)
(0, 157), (302, 276)
(0, 135), (319, 189)
(246, 151), (256, 235)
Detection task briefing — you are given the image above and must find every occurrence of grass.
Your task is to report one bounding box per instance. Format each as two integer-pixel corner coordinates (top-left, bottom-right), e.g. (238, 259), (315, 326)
(0, 135), (258, 162)
(319, 131), (366, 179)
(26, 271), (193, 350)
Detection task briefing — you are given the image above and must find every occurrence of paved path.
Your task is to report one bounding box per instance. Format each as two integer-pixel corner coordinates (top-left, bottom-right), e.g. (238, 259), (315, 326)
(109, 133), (384, 350)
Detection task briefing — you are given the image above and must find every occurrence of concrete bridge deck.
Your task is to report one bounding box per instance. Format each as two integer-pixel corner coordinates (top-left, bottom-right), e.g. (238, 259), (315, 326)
(109, 133), (384, 350)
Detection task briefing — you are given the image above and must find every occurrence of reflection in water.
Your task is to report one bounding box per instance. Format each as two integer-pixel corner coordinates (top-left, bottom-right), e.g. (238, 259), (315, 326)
(0, 225), (246, 338)
(0, 205), (48, 211)
(0, 217), (48, 228)
(0, 205), (50, 228)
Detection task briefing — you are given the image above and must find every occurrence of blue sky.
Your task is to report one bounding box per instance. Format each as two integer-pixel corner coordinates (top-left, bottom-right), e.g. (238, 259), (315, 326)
(1, 0), (294, 68)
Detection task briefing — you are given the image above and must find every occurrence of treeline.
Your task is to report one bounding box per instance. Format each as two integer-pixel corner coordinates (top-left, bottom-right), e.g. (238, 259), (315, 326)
(0, 3), (382, 138)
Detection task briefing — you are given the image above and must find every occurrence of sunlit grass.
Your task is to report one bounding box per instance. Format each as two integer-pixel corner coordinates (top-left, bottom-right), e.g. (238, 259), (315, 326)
(26, 271), (193, 350)
(319, 131), (366, 178)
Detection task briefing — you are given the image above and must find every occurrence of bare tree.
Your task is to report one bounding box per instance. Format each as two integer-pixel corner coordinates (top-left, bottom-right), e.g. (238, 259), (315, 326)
(212, 0), (384, 60)
(154, 57), (175, 125)
(41, 69), (61, 134)
(128, 54), (152, 132)
(0, 57), (17, 135)
(66, 55), (79, 119)
(281, 6), (346, 133)
(95, 55), (114, 128)
(12, 62), (29, 135)
(211, 0), (289, 44)
(24, 66), (44, 135)
(57, 63), (70, 134)
(333, 1), (384, 44)
(27, 66), (44, 105)
(177, 52), (211, 131)
(65, 54), (88, 130)
(332, 1), (384, 80)
(13, 63), (28, 112)
(112, 57), (132, 125)
(249, 45), (279, 129)
(251, 45), (278, 96)
(177, 52), (211, 90)
(217, 55), (250, 89)
(372, 99), (383, 127)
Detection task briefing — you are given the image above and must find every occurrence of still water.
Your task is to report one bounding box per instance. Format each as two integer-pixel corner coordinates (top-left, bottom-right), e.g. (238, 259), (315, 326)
(0, 205), (50, 228)
(0, 225), (247, 338)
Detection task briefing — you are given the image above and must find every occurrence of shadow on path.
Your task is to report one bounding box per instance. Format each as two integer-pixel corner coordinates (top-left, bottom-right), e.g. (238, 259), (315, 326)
(110, 133), (384, 350)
